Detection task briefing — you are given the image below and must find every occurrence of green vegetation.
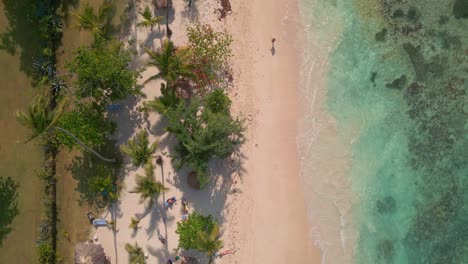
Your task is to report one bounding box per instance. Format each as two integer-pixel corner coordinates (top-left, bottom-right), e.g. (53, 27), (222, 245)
(121, 130), (159, 167)
(196, 223), (223, 263)
(66, 38), (140, 108)
(176, 211), (222, 262)
(57, 104), (116, 149)
(90, 173), (118, 202)
(129, 217), (140, 230)
(143, 83), (181, 114)
(16, 95), (115, 163)
(186, 24), (232, 89)
(137, 6), (164, 32)
(125, 242), (146, 264)
(145, 39), (194, 85)
(37, 242), (56, 264)
(0, 177), (19, 246)
(16, 95), (66, 143)
(205, 89), (232, 114)
(73, 3), (111, 38)
(130, 163), (167, 208)
(165, 91), (244, 187)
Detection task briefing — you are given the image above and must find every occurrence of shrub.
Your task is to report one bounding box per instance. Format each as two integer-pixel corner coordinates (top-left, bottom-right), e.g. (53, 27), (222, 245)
(187, 24), (232, 89)
(0, 177), (19, 246)
(176, 211), (215, 250)
(166, 92), (244, 187)
(57, 103), (115, 149)
(37, 242), (55, 264)
(66, 38), (140, 107)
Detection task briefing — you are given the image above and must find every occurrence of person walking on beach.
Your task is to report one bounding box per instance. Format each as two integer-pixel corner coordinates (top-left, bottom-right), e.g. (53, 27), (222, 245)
(271, 37), (276, 56)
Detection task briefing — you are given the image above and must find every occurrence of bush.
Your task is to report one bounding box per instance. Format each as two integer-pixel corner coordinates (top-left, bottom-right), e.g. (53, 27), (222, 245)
(57, 103), (115, 149)
(37, 242), (55, 264)
(187, 24), (232, 89)
(166, 92), (244, 187)
(176, 211), (215, 250)
(0, 177), (19, 246)
(66, 38), (140, 107)
(205, 89), (231, 114)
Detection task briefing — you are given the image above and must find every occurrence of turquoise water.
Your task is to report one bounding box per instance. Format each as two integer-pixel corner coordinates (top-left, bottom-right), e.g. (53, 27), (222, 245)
(300, 0), (468, 263)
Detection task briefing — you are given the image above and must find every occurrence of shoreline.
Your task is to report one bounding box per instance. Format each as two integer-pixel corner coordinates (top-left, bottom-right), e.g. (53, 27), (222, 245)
(230, 0), (323, 263)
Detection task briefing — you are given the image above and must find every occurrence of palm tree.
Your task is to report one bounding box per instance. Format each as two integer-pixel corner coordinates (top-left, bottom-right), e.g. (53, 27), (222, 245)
(17, 95), (115, 162)
(91, 174), (118, 201)
(73, 3), (111, 37)
(144, 39), (194, 85)
(129, 217), (140, 230)
(137, 5), (164, 32)
(125, 242), (146, 264)
(196, 223), (223, 263)
(143, 83), (180, 114)
(120, 130), (159, 167)
(130, 162), (167, 208)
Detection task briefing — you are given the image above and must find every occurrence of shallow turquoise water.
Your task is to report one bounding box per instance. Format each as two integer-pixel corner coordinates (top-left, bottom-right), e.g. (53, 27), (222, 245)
(301, 0), (468, 263)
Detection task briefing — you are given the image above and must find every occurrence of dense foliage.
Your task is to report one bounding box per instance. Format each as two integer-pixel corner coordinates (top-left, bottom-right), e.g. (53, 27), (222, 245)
(187, 24), (232, 89)
(196, 223), (223, 263)
(37, 242), (56, 264)
(57, 104), (115, 149)
(121, 130), (159, 167)
(67, 38), (140, 107)
(0, 177), (19, 246)
(176, 211), (216, 250)
(166, 91), (244, 187)
(145, 39), (194, 85)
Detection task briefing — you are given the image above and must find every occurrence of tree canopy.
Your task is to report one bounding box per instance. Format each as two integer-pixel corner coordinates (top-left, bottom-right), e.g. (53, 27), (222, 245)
(145, 39), (194, 85)
(66, 39), (140, 107)
(186, 24), (232, 89)
(166, 90), (244, 187)
(57, 103), (115, 149)
(0, 177), (19, 246)
(176, 211), (216, 250)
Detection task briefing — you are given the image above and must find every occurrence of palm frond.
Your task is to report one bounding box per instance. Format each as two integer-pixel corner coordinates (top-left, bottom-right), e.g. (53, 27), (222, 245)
(121, 130), (159, 167)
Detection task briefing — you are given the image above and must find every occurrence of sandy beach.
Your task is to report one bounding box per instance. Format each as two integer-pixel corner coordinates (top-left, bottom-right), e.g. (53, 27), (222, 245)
(93, 0), (322, 263)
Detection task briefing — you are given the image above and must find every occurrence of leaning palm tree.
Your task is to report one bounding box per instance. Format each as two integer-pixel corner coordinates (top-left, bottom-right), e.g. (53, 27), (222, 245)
(144, 39), (194, 85)
(125, 242), (146, 264)
(120, 130), (159, 167)
(73, 3), (111, 37)
(137, 5), (164, 32)
(17, 95), (115, 162)
(196, 223), (223, 264)
(130, 162), (167, 208)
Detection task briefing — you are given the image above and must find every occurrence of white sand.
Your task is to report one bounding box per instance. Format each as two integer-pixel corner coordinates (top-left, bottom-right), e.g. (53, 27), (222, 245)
(93, 0), (322, 263)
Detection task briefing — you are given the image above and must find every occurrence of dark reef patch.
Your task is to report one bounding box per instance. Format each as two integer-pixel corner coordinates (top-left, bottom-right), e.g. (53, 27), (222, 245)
(386, 75), (407, 90)
(376, 196), (397, 214)
(453, 0), (468, 19)
(375, 28), (388, 42)
(377, 239), (395, 262)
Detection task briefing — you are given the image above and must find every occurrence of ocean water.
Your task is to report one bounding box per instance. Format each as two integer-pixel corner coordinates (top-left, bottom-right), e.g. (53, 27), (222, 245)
(299, 0), (468, 263)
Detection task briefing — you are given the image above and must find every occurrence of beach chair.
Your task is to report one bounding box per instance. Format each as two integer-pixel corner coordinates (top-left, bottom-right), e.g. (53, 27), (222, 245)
(92, 219), (108, 228)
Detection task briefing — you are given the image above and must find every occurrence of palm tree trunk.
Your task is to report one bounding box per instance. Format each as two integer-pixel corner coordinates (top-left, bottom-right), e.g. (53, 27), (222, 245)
(54, 126), (116, 163)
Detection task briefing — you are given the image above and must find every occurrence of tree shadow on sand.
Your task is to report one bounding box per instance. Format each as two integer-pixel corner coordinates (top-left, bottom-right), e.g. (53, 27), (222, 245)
(67, 139), (123, 209)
